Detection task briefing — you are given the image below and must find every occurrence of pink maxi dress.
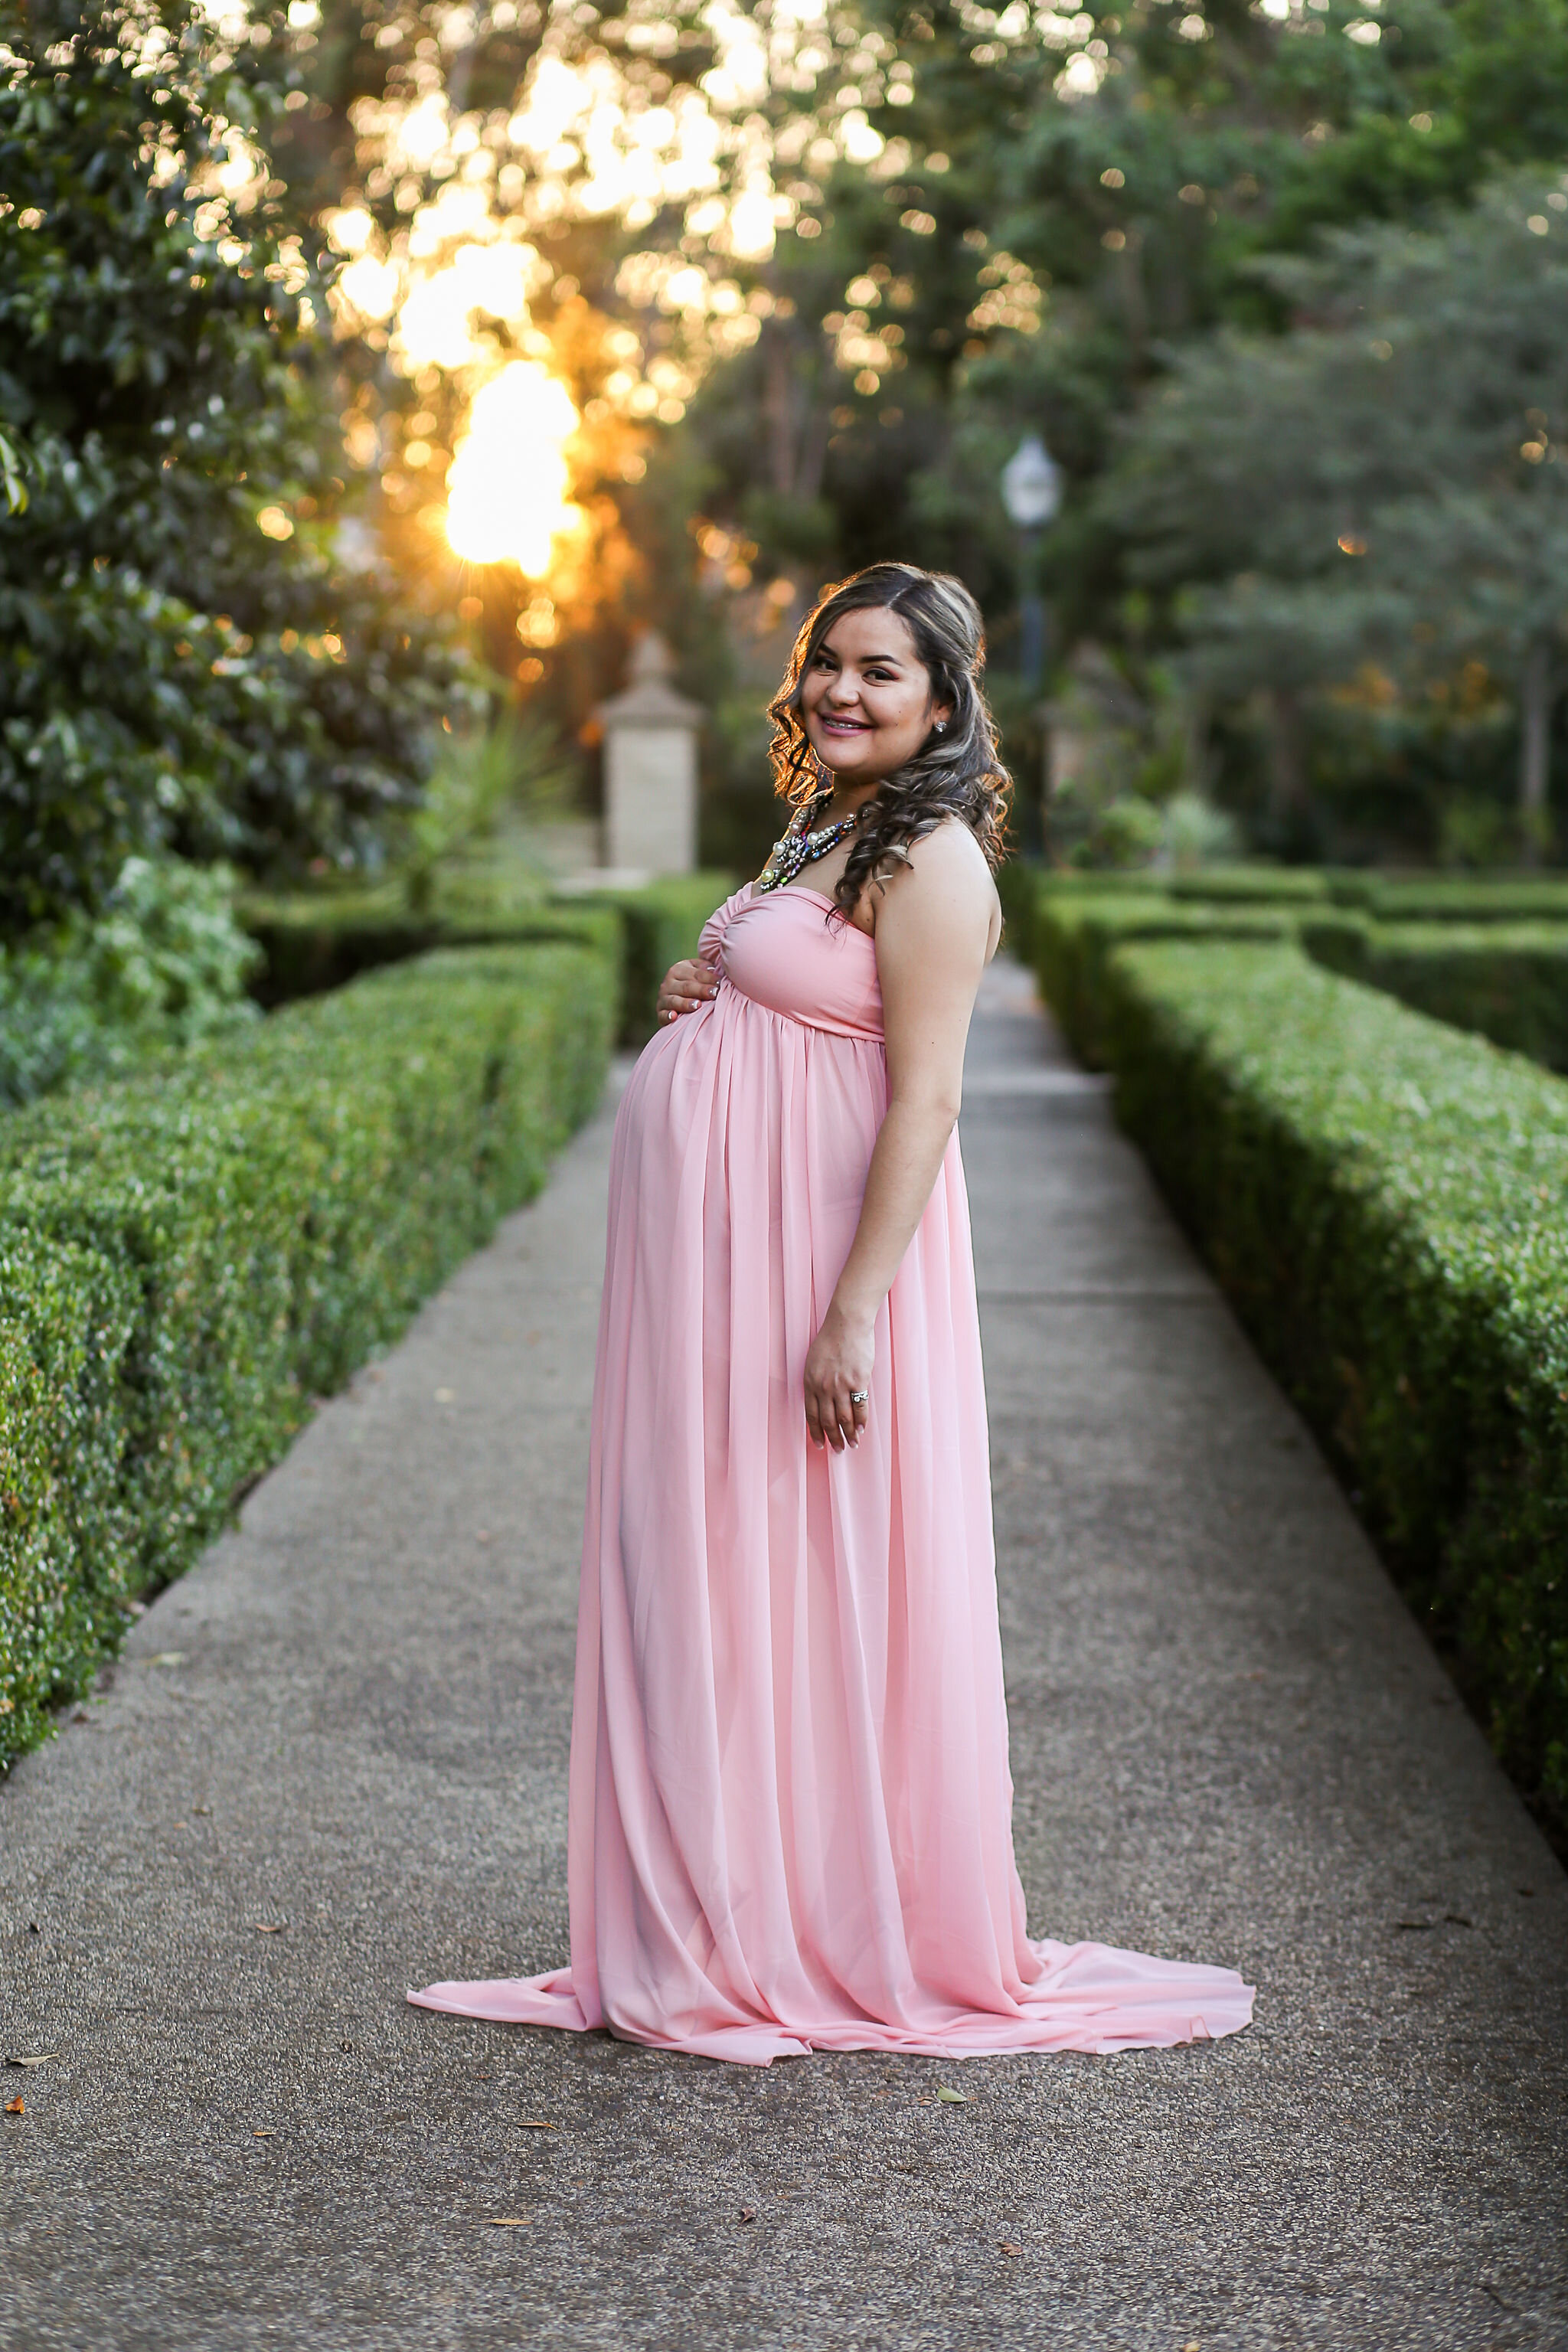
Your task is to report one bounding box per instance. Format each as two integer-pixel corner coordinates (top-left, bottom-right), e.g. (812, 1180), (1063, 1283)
(410, 884), (1254, 2063)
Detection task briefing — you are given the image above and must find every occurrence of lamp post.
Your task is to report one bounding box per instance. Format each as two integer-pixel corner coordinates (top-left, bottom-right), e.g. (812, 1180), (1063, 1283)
(1001, 433), (1060, 690)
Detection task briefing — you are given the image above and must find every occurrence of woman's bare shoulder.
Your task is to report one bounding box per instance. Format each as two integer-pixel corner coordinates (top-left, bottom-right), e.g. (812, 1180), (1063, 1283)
(902, 817), (994, 885)
(881, 819), (1001, 949)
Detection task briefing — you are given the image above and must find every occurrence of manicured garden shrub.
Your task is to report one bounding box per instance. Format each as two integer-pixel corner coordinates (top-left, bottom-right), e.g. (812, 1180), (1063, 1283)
(1099, 939), (1568, 1831)
(1328, 874), (1568, 924)
(1303, 916), (1568, 1070)
(240, 893), (621, 1011)
(0, 940), (616, 1771)
(1165, 865), (1333, 906)
(0, 1232), (138, 1756)
(241, 873), (733, 1044)
(1029, 889), (1295, 1067)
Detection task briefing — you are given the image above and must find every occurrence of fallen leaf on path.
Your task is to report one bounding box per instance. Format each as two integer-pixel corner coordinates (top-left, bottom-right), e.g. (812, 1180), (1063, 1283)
(5, 2055), (57, 2069)
(1183, 2341), (1201, 2350)
(5, 2098), (24, 2115)
(738, 2207), (756, 2224)
(998, 2241), (1021, 2257)
(149, 1652), (187, 1667)
(481, 2216), (531, 2227)
(253, 1922), (287, 1934)
(936, 2086), (969, 2103)
(515, 2119), (554, 2130)
(253, 2129), (276, 2138)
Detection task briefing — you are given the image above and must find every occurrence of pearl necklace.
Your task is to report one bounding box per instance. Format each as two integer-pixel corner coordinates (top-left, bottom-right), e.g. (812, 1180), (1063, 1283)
(756, 793), (862, 894)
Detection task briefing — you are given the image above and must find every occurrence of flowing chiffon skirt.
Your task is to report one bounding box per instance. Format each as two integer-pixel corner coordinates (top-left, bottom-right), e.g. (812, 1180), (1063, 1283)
(410, 887), (1254, 2063)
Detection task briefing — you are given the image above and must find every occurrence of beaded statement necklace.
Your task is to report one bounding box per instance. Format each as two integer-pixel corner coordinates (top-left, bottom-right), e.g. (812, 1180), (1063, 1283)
(756, 792), (862, 895)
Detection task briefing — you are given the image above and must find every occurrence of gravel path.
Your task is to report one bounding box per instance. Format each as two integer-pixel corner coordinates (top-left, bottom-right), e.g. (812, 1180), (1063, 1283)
(2, 958), (1564, 2352)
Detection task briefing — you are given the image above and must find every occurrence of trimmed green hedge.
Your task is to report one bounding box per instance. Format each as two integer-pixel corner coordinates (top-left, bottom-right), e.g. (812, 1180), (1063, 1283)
(1099, 939), (1568, 1828)
(1027, 890), (1296, 1068)
(1165, 865), (1333, 906)
(1328, 874), (1568, 923)
(1304, 916), (1568, 1071)
(241, 872), (733, 1045)
(1, 1232), (139, 1762)
(240, 890), (622, 1010)
(1002, 862), (1568, 1077)
(0, 940), (615, 1769)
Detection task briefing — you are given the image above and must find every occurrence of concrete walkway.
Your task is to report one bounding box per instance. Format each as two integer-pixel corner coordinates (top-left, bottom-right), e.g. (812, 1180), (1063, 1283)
(3, 961), (1564, 2352)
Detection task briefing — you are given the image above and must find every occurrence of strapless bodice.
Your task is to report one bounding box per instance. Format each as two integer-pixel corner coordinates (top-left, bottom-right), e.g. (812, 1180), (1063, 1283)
(699, 884), (883, 1043)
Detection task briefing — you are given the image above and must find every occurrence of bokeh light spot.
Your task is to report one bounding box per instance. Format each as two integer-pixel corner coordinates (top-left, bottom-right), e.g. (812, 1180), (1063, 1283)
(445, 363), (580, 573)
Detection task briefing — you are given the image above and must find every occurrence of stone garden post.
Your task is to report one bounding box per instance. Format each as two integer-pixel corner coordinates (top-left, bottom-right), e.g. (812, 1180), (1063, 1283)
(596, 633), (703, 874)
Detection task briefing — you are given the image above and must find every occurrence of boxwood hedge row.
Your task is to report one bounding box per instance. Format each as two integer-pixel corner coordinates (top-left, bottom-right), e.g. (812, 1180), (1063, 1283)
(240, 893), (622, 1011)
(0, 939), (616, 1770)
(240, 872), (733, 1046)
(1302, 915), (1568, 1072)
(1001, 864), (1568, 1082)
(1014, 886), (1298, 1067)
(1095, 936), (1568, 1830)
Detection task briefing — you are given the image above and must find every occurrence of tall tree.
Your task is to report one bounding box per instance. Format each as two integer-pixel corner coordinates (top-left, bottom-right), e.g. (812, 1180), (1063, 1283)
(1102, 176), (1568, 853)
(0, 0), (466, 931)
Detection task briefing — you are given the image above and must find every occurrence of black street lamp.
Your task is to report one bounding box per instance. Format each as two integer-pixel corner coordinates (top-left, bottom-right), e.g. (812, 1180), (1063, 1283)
(1001, 433), (1060, 689)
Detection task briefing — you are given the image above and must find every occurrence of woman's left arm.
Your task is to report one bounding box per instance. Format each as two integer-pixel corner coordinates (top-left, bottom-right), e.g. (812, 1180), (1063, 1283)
(802, 826), (997, 1453)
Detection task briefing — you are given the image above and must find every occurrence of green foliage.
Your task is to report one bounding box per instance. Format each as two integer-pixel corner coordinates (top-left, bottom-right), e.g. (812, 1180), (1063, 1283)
(240, 867), (733, 1041)
(1167, 865), (1333, 906)
(662, 0), (1568, 608)
(1329, 874), (1568, 922)
(1097, 939), (1568, 1831)
(402, 716), (577, 915)
(0, 1230), (139, 1760)
(0, 0), (467, 929)
(0, 854), (261, 1109)
(1100, 173), (1568, 850)
(0, 938), (615, 1769)
(1021, 878), (1297, 1064)
(1304, 915), (1568, 1070)
(239, 887), (621, 1009)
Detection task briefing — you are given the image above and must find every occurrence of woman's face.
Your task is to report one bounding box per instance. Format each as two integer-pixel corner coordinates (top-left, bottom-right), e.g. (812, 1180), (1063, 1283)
(799, 607), (953, 789)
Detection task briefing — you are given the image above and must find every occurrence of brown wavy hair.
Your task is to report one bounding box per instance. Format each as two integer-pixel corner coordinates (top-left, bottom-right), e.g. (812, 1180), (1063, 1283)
(767, 562), (1011, 919)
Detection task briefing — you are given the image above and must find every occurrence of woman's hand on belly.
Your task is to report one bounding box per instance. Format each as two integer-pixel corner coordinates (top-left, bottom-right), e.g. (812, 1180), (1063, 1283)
(656, 956), (718, 1026)
(804, 1305), (874, 1453)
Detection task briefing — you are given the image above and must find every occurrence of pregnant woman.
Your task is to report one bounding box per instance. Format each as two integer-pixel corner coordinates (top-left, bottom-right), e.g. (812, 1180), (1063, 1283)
(411, 562), (1253, 2063)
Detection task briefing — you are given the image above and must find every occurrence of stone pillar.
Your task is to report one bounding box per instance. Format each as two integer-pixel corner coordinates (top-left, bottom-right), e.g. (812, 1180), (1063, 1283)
(596, 634), (703, 875)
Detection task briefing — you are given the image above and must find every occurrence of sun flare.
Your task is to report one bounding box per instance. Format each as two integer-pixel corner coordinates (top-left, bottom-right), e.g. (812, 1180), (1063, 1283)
(444, 363), (582, 573)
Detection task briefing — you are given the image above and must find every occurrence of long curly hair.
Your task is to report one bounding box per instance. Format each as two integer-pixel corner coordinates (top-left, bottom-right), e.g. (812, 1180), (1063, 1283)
(766, 562), (1011, 919)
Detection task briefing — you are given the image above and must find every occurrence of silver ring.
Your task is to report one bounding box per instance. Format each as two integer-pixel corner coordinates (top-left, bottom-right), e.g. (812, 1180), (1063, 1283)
(849, 1390), (869, 1406)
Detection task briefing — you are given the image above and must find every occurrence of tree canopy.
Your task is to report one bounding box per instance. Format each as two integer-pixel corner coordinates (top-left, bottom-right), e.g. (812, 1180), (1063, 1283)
(0, 0), (466, 932)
